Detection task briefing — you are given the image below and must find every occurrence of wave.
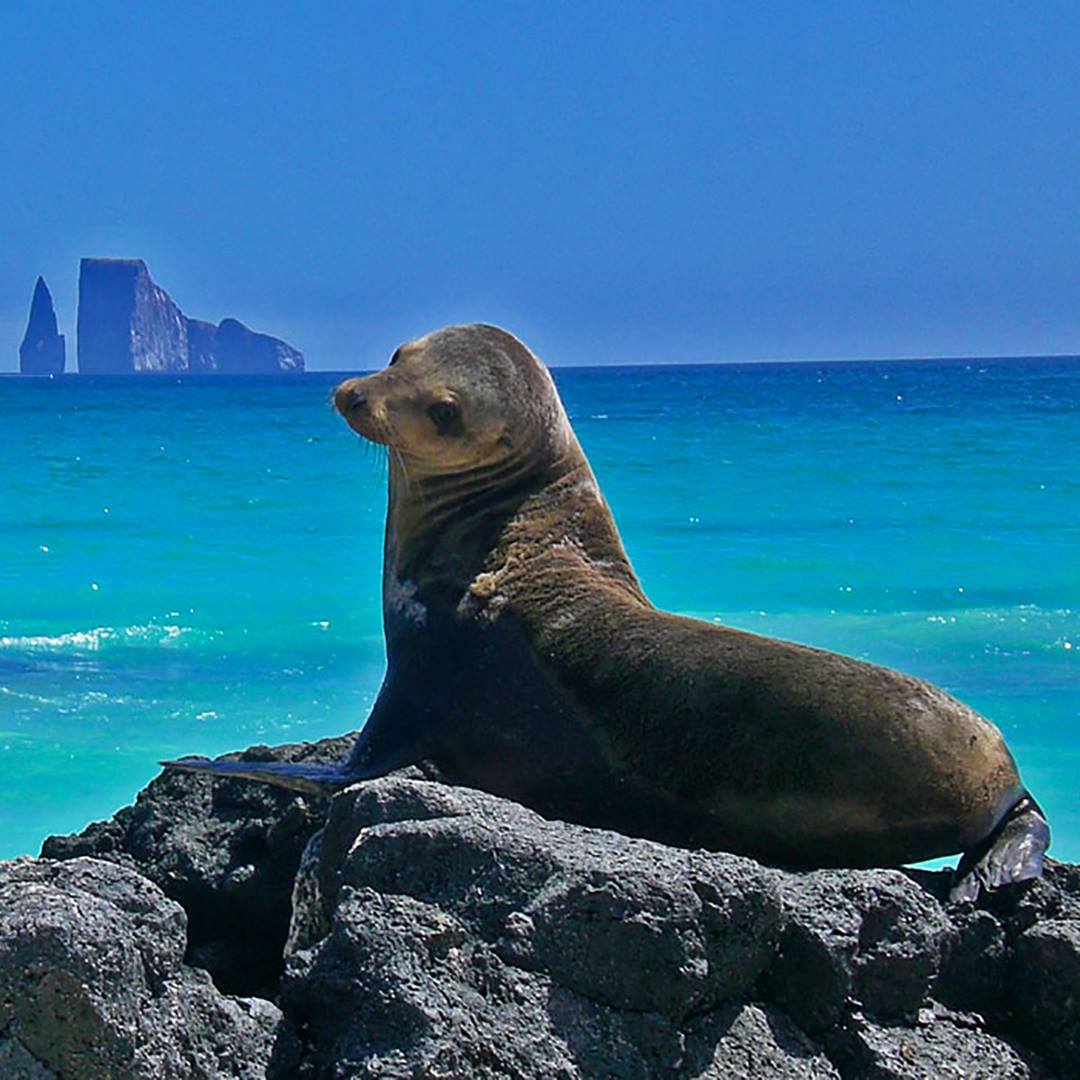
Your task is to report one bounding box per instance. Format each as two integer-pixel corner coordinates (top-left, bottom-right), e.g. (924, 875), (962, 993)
(0, 686), (63, 706)
(0, 623), (203, 653)
(681, 605), (1078, 659)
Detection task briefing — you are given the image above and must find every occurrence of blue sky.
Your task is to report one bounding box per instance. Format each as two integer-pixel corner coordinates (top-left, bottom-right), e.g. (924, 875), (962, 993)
(3, 2), (1080, 370)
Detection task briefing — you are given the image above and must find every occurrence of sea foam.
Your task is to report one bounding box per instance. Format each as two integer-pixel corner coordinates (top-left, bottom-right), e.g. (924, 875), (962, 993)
(0, 624), (194, 653)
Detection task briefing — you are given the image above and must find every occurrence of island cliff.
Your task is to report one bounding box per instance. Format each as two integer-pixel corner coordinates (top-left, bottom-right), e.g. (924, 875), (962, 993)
(18, 276), (65, 374)
(76, 258), (303, 374)
(0, 735), (1075, 1078)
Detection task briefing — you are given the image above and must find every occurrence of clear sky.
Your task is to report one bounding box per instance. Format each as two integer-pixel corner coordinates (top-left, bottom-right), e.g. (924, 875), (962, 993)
(3, 2), (1080, 371)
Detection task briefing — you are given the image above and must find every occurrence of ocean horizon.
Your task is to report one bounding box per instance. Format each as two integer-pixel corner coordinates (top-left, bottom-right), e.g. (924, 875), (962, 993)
(5, 350), (1080, 377)
(1, 356), (1076, 864)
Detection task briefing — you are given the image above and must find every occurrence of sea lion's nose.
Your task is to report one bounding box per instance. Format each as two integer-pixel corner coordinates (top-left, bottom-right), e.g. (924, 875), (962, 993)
(333, 382), (366, 416)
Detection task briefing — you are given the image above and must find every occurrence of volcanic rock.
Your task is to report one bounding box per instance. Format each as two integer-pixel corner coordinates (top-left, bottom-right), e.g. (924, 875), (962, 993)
(32, 742), (1080, 1079)
(0, 857), (282, 1079)
(41, 735), (354, 999)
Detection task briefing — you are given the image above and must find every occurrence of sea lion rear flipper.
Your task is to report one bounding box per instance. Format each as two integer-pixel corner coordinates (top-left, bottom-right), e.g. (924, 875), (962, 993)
(160, 757), (355, 795)
(949, 794), (1050, 903)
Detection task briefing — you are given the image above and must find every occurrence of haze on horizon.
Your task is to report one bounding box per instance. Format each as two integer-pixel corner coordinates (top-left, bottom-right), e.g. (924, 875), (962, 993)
(3, 3), (1080, 372)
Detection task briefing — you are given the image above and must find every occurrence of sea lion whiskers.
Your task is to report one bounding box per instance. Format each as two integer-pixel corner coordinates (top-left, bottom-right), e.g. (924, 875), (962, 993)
(357, 430), (388, 471)
(389, 446), (417, 499)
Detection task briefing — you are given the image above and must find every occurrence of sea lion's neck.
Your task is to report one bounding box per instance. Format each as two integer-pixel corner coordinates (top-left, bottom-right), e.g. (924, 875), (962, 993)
(386, 438), (581, 588)
(384, 431), (642, 608)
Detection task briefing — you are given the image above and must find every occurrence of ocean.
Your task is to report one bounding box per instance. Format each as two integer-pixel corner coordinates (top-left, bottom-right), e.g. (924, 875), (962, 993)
(1, 359), (1076, 864)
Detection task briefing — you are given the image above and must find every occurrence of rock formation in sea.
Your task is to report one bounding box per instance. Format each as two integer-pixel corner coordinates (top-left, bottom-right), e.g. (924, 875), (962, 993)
(215, 316), (306, 374)
(18, 276), (65, 374)
(76, 258), (303, 374)
(1, 735), (1073, 1078)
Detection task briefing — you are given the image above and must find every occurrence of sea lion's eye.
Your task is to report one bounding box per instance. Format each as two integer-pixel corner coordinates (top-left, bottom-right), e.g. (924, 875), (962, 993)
(428, 401), (459, 431)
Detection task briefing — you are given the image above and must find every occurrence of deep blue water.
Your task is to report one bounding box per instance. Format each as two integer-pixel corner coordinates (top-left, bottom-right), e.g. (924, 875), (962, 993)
(0, 359), (1076, 863)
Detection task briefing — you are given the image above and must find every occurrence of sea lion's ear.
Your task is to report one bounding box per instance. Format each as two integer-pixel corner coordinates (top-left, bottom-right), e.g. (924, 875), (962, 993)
(498, 430), (514, 449)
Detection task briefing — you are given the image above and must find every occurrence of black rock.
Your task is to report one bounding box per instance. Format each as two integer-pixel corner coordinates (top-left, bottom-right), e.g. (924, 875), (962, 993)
(75, 257), (304, 374)
(35, 744), (1080, 1078)
(18, 276), (65, 374)
(1012, 919), (1080, 1076)
(42, 735), (354, 998)
(934, 907), (1012, 1022)
(0, 857), (282, 1079)
(824, 1006), (1050, 1079)
(765, 869), (951, 1033)
(290, 778), (785, 1019)
(683, 1004), (841, 1078)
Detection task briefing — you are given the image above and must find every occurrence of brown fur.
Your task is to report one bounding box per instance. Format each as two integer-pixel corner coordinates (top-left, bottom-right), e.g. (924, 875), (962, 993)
(325, 323), (1034, 870)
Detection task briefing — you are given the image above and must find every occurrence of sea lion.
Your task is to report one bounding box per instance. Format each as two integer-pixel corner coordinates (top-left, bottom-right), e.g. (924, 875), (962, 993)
(165, 323), (1049, 901)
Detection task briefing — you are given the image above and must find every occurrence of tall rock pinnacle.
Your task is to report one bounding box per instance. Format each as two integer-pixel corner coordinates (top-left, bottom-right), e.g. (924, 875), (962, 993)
(18, 277), (66, 375)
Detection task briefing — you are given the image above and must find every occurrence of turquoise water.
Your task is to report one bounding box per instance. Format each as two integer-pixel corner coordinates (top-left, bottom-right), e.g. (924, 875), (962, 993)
(1, 360), (1077, 862)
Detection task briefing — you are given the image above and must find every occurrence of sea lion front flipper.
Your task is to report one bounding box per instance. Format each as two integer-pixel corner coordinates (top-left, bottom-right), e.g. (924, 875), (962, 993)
(161, 676), (434, 794)
(949, 793), (1051, 903)
(160, 757), (356, 795)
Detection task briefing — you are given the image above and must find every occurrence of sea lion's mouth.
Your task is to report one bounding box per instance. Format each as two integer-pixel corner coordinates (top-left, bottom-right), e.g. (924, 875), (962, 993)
(342, 409), (393, 446)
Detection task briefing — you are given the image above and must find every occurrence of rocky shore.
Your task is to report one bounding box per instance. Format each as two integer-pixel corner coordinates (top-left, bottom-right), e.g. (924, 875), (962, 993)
(0, 735), (1075, 1078)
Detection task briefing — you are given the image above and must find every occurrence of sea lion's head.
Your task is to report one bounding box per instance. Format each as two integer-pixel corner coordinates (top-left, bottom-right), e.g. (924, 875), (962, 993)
(333, 324), (572, 476)
(335, 324), (636, 599)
